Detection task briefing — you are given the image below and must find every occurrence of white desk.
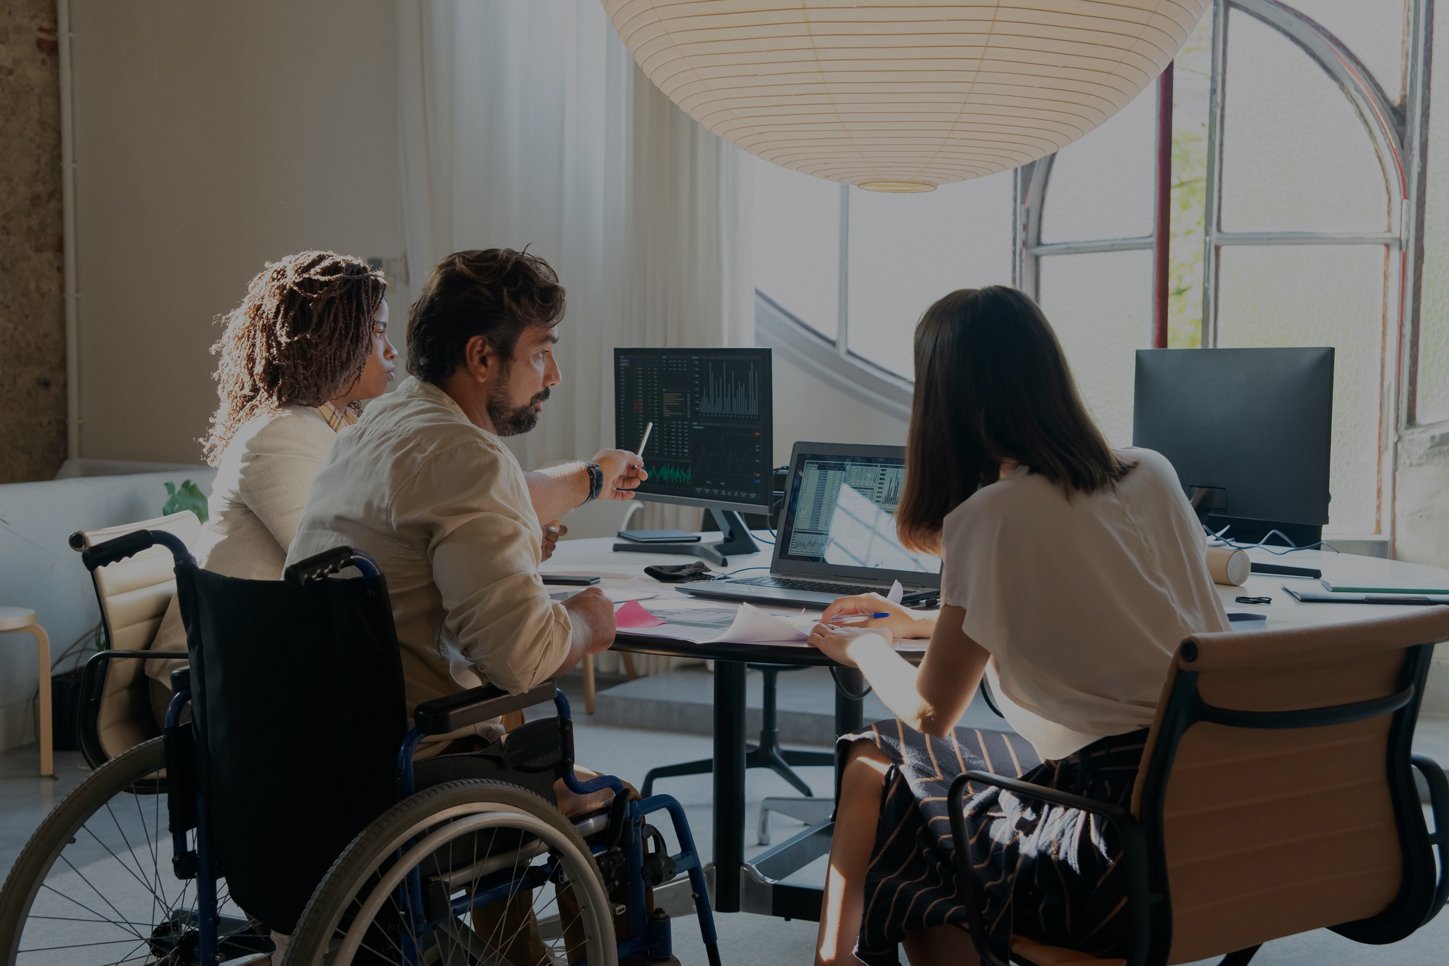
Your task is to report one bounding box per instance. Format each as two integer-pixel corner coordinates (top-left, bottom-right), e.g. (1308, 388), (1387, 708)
(545, 536), (1449, 919)
(1228, 547), (1449, 627)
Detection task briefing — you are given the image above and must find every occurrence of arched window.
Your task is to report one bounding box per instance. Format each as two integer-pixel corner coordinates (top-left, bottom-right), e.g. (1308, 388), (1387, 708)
(752, 0), (1433, 539)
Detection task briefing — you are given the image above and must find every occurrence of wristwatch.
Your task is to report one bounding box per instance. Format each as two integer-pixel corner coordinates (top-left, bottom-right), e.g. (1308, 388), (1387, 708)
(584, 461), (604, 502)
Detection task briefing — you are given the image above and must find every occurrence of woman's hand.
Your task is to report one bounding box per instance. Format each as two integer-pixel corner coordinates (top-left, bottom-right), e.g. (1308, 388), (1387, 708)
(806, 622), (893, 668)
(819, 592), (934, 640)
(541, 520), (566, 561)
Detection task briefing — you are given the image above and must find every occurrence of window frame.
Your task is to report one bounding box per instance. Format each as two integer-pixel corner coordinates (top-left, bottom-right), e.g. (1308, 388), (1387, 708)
(753, 0), (1434, 540)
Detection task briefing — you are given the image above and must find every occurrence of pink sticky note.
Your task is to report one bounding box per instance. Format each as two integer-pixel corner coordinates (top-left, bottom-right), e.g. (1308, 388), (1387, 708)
(615, 599), (665, 628)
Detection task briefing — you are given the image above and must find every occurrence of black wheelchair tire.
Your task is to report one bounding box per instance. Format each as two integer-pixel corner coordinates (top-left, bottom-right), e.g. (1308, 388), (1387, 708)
(0, 736), (260, 964)
(282, 778), (618, 966)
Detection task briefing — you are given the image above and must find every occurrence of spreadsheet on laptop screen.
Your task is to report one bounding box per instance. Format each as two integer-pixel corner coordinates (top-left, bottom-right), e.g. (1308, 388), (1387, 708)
(779, 456), (938, 576)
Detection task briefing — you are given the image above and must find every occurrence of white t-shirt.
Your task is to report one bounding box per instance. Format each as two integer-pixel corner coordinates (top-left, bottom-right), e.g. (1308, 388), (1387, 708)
(940, 447), (1229, 760)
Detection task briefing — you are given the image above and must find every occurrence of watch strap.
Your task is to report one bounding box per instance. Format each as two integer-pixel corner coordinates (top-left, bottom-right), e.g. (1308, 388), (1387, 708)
(584, 461), (604, 501)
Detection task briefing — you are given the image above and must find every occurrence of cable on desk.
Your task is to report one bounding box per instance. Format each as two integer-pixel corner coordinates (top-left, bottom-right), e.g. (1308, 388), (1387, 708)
(1205, 523), (1341, 556)
(717, 565), (770, 579)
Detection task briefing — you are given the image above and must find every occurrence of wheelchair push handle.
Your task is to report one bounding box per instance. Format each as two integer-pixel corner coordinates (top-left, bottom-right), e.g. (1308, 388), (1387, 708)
(75, 528), (194, 572)
(284, 546), (381, 583)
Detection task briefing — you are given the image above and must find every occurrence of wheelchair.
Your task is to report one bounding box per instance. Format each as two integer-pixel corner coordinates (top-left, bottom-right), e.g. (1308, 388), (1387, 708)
(0, 529), (720, 965)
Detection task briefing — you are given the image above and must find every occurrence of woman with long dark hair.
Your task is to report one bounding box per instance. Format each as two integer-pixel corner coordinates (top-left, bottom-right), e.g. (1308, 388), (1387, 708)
(808, 286), (1228, 965)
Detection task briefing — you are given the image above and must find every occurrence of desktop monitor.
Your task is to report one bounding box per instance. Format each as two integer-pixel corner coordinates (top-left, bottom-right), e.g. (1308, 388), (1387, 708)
(1132, 347), (1334, 546)
(613, 347), (773, 564)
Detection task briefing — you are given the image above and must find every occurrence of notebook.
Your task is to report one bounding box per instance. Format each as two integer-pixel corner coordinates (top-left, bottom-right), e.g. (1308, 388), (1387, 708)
(678, 441), (941, 609)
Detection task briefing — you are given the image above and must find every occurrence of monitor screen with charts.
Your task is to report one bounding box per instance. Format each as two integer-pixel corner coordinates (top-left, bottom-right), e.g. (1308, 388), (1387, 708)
(614, 347), (773, 516)
(678, 442), (939, 609)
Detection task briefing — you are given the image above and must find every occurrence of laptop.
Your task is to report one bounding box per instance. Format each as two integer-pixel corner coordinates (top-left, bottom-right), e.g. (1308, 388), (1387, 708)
(679, 441), (941, 609)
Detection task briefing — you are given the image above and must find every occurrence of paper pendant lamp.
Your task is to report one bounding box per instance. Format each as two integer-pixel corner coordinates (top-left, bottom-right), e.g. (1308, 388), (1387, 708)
(604, 0), (1208, 191)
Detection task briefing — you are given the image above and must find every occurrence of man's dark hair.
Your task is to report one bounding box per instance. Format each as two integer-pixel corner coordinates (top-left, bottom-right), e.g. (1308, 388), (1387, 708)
(406, 248), (566, 383)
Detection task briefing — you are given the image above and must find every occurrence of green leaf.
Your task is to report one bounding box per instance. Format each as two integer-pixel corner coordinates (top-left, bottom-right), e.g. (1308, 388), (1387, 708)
(161, 479), (210, 524)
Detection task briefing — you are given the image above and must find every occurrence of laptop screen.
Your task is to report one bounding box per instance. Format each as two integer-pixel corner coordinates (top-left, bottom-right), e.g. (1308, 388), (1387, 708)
(772, 442), (941, 585)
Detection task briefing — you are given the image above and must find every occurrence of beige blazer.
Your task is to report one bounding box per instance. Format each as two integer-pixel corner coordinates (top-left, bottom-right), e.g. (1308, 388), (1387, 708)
(148, 407), (340, 677)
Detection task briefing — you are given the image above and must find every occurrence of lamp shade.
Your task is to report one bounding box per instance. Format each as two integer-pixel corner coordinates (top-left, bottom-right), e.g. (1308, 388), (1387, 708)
(603, 0), (1208, 191)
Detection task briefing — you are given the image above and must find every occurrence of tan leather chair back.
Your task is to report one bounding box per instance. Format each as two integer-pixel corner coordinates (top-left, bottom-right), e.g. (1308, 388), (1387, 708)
(1134, 608), (1449, 963)
(71, 511), (202, 760)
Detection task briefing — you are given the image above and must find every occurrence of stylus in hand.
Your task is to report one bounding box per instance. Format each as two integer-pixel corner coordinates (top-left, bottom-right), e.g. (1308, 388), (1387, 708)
(636, 421), (653, 458)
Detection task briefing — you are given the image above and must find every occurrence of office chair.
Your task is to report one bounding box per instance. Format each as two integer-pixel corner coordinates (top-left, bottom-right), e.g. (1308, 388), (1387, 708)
(949, 608), (1449, 966)
(69, 509), (203, 764)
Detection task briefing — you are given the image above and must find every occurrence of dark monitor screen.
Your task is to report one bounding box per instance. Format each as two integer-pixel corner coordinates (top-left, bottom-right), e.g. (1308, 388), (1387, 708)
(614, 348), (773, 515)
(1132, 347), (1334, 544)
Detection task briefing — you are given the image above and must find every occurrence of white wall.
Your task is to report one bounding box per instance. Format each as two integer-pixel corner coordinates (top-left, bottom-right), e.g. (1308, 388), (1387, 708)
(68, 0), (406, 463)
(770, 353), (908, 461)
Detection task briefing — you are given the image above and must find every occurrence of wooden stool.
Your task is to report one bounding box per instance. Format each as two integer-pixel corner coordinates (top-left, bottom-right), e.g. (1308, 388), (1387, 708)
(0, 607), (53, 777)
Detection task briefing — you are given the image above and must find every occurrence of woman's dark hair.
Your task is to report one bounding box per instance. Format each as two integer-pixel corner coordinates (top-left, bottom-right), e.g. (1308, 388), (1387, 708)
(202, 251), (385, 466)
(896, 285), (1133, 553)
(407, 248), (566, 383)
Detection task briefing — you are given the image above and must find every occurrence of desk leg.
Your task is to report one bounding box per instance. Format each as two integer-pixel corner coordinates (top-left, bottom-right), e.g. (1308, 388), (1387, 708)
(713, 661), (747, 913)
(834, 668), (865, 779)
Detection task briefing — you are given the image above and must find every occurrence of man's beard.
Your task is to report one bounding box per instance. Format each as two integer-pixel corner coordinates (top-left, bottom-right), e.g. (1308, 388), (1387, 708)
(488, 385), (549, 437)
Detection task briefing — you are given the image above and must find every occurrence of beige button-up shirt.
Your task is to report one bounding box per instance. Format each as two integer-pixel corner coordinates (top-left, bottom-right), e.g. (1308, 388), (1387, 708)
(287, 376), (572, 711)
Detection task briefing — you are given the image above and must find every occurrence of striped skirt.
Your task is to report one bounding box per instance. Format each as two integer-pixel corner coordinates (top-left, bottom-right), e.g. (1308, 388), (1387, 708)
(839, 721), (1148, 966)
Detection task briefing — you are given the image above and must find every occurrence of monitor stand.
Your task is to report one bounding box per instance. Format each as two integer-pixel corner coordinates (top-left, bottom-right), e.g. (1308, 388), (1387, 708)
(613, 507), (760, 567)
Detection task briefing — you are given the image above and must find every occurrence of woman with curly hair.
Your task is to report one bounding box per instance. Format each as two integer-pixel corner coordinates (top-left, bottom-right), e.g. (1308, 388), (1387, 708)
(147, 250), (396, 677)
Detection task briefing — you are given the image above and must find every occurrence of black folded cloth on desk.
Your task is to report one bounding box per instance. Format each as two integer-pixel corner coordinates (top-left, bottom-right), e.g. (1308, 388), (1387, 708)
(644, 561), (716, 583)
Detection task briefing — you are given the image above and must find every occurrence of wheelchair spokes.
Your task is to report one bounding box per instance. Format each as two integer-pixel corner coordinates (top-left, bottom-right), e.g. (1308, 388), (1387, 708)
(0, 738), (266, 965)
(283, 780), (616, 966)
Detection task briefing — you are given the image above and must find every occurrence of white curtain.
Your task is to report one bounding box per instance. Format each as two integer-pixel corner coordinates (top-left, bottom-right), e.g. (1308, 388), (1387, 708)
(396, 0), (752, 474)
(396, 0), (753, 673)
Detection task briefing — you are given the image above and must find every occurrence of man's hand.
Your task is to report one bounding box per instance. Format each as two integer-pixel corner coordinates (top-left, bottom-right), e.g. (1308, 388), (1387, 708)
(541, 520), (566, 561)
(591, 449), (648, 501)
(561, 586), (616, 654)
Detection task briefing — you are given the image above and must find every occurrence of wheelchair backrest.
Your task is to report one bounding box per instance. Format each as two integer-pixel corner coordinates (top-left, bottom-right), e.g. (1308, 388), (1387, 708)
(175, 559), (409, 935)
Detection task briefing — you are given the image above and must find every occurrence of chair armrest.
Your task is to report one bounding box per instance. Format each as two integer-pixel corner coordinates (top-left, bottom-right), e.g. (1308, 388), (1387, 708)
(948, 770), (1154, 966)
(77, 649), (179, 769)
(1411, 754), (1449, 921)
(413, 681), (557, 736)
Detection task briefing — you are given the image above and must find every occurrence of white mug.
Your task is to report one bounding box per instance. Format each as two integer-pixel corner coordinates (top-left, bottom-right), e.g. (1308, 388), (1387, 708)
(1206, 546), (1250, 586)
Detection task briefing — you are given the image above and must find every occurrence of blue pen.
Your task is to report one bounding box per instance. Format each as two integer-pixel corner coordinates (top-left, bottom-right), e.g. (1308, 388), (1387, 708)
(828, 611), (892, 624)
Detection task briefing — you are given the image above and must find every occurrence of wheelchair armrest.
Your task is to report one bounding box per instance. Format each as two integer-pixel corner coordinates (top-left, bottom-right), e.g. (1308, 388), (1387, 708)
(413, 681), (558, 736)
(1411, 754), (1449, 920)
(948, 770), (1154, 966)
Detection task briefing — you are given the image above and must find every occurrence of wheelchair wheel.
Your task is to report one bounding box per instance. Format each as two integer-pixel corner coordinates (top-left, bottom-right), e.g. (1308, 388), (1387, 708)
(284, 779), (617, 966)
(0, 737), (264, 964)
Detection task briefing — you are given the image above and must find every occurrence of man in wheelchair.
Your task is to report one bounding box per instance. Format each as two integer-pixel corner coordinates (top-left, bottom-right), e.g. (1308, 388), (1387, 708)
(274, 246), (702, 963)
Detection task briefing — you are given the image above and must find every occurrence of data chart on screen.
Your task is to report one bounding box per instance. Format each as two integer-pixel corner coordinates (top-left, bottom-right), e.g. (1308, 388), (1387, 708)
(614, 348), (773, 513)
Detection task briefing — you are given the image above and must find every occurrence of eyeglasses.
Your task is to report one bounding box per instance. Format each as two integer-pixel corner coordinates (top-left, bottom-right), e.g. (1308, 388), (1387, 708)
(1234, 595), (1272, 605)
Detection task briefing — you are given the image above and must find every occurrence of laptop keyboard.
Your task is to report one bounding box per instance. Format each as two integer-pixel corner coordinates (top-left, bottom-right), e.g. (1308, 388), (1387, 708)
(734, 575), (888, 595)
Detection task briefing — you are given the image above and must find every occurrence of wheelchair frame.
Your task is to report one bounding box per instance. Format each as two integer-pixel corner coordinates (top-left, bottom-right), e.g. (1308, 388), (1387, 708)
(1, 530), (722, 966)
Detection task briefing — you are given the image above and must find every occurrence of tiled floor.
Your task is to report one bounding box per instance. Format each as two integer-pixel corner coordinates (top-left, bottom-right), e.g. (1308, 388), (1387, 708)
(2, 667), (1447, 965)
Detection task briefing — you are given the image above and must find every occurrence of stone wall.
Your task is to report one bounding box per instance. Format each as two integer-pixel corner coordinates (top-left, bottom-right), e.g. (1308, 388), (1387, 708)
(0, 0), (65, 483)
